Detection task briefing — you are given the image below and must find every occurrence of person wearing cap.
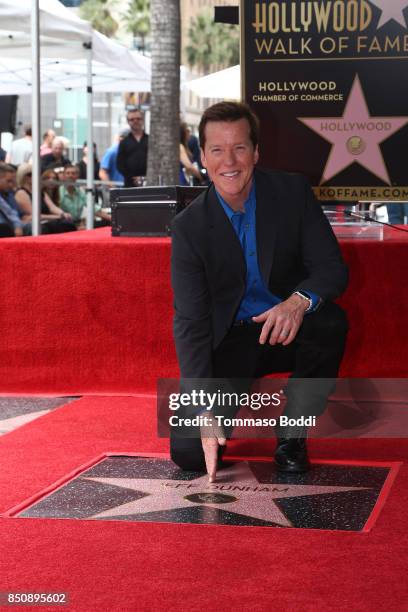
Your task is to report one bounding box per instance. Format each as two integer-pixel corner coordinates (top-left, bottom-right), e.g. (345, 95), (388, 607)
(99, 131), (128, 185)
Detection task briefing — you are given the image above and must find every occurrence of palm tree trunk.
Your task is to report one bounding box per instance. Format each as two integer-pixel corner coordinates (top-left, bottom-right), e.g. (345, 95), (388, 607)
(146, 0), (180, 186)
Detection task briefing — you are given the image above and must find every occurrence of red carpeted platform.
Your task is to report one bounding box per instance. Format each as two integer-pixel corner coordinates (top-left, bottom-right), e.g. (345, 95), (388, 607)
(0, 397), (407, 611)
(0, 227), (407, 395)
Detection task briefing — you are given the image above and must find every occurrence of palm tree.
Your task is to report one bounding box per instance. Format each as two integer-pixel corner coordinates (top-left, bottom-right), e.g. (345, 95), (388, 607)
(146, 0), (180, 186)
(217, 24), (240, 67)
(125, 0), (151, 54)
(186, 12), (217, 74)
(186, 10), (239, 74)
(79, 0), (119, 37)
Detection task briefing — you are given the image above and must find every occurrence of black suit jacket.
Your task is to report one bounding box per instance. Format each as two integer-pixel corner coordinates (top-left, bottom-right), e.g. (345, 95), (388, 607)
(171, 167), (348, 379)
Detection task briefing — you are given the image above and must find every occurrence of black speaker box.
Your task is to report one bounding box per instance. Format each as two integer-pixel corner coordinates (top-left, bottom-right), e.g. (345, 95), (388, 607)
(0, 96), (18, 133)
(110, 185), (206, 237)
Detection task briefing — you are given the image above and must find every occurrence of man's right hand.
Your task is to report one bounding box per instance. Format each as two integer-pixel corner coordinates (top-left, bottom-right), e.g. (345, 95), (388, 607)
(200, 417), (226, 483)
(252, 294), (308, 346)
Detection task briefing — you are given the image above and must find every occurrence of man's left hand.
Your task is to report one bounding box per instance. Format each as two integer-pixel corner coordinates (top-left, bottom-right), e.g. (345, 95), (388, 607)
(252, 294), (309, 346)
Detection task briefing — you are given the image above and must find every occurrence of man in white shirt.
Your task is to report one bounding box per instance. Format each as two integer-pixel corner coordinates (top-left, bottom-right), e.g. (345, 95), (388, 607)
(5, 125), (33, 166)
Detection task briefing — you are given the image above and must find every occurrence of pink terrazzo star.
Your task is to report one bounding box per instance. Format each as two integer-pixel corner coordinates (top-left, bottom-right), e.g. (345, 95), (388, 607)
(85, 463), (367, 527)
(298, 75), (408, 184)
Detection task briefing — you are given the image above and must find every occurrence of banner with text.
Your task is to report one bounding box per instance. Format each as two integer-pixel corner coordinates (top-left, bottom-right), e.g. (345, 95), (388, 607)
(242, 0), (408, 201)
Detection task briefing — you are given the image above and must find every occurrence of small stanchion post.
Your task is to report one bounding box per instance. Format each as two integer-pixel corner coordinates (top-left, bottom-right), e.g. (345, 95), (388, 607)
(85, 41), (94, 230)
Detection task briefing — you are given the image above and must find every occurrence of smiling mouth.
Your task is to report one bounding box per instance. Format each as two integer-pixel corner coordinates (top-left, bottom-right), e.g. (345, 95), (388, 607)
(220, 171), (240, 179)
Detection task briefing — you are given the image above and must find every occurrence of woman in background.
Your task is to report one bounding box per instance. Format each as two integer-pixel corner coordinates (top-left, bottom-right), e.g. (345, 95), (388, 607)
(14, 164), (76, 233)
(41, 168), (61, 207)
(179, 123), (203, 186)
(78, 142), (100, 181)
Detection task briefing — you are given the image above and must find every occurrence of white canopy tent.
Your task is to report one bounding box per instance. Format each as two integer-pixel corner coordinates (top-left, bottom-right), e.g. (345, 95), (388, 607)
(0, 55), (151, 95)
(0, 0), (151, 232)
(185, 65), (240, 100)
(0, 0), (147, 71)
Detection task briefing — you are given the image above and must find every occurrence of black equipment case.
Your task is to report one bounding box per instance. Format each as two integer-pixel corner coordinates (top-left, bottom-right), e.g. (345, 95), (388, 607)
(110, 186), (206, 237)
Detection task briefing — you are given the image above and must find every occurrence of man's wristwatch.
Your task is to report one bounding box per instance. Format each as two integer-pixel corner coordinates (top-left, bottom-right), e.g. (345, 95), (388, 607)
(292, 290), (313, 312)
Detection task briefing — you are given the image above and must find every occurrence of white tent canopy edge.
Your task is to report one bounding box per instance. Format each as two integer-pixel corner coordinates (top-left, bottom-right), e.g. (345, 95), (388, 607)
(185, 65), (240, 100)
(0, 56), (151, 94)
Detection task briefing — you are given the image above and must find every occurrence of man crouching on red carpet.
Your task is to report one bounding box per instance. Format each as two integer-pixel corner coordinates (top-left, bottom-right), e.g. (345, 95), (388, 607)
(170, 102), (348, 482)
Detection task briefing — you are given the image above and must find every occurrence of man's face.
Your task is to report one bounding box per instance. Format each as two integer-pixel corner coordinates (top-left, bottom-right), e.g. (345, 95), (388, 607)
(64, 167), (78, 182)
(47, 130), (56, 145)
(52, 141), (64, 157)
(200, 118), (259, 208)
(127, 112), (144, 131)
(0, 171), (16, 192)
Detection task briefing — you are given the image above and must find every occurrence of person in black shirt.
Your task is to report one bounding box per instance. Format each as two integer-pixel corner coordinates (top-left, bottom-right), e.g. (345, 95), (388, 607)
(77, 141), (100, 181)
(41, 138), (71, 173)
(116, 108), (148, 187)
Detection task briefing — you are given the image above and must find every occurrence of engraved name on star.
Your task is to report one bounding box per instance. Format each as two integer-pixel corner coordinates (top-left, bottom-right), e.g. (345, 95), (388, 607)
(369, 0), (407, 29)
(298, 75), (408, 184)
(84, 462), (368, 527)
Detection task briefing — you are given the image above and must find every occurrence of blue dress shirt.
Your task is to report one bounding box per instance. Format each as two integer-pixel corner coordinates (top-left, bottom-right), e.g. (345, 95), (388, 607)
(100, 144), (124, 184)
(0, 194), (23, 229)
(215, 180), (320, 321)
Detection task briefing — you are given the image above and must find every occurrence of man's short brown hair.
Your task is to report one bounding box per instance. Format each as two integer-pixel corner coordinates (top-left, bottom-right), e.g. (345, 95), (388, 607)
(127, 107), (143, 119)
(0, 162), (15, 177)
(199, 102), (260, 150)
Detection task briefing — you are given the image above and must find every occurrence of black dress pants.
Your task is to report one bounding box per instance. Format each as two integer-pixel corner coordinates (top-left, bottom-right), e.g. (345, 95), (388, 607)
(170, 302), (348, 471)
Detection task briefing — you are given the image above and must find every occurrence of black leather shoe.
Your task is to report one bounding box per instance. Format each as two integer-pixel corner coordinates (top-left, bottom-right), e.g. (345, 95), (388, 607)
(274, 438), (311, 473)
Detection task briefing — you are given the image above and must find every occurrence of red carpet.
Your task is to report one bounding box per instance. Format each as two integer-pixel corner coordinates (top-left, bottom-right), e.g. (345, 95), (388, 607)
(0, 228), (407, 394)
(1, 227), (407, 608)
(0, 396), (407, 611)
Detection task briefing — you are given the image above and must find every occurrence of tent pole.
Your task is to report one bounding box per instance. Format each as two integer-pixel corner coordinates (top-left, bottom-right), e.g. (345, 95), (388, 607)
(31, 0), (41, 236)
(85, 42), (94, 230)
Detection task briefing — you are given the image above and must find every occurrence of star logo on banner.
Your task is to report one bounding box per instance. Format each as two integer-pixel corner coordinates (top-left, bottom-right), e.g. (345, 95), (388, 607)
(369, 0), (407, 29)
(84, 463), (368, 527)
(298, 75), (408, 184)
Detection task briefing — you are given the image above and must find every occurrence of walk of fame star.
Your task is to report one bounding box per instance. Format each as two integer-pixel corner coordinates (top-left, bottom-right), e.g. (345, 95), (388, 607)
(298, 75), (408, 184)
(15, 456), (396, 531)
(0, 397), (75, 435)
(370, 0), (407, 29)
(85, 463), (368, 528)
(0, 410), (50, 435)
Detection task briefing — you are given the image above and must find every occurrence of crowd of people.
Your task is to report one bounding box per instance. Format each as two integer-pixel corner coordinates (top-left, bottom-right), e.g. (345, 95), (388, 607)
(0, 156), (111, 238)
(115, 107), (206, 187)
(0, 108), (208, 238)
(0, 125), (120, 237)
